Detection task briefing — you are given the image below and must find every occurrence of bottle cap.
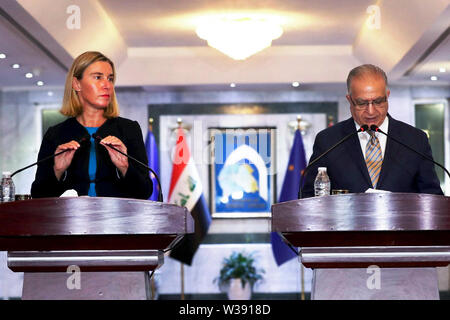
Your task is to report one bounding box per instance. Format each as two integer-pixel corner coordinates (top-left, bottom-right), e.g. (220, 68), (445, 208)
(2, 171), (11, 178)
(318, 167), (327, 172)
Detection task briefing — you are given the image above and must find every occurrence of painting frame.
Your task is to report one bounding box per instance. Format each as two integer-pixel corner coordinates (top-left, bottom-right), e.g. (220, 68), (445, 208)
(208, 126), (277, 218)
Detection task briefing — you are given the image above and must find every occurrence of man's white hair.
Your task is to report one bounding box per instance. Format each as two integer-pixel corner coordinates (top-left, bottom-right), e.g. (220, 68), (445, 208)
(347, 64), (388, 94)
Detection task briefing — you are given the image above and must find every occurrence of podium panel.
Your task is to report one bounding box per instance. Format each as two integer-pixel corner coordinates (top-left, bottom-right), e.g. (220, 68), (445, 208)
(311, 268), (439, 300)
(22, 271), (152, 300)
(0, 197), (194, 300)
(272, 193), (450, 300)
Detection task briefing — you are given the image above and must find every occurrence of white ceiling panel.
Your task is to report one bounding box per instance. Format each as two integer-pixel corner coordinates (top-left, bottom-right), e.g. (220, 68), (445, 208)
(0, 0), (448, 89)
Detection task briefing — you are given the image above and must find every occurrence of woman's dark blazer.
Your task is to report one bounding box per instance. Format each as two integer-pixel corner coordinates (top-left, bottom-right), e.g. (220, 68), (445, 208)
(31, 117), (152, 199)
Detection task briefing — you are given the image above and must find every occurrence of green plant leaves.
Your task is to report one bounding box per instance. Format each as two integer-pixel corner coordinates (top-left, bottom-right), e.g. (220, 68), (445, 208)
(214, 251), (265, 289)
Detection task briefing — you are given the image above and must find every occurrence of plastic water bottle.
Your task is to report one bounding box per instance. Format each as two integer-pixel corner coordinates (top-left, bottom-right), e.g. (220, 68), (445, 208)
(1, 172), (15, 203)
(314, 167), (330, 197)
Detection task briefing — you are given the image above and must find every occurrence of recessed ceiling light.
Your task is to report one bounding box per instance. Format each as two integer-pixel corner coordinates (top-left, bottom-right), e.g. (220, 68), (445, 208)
(230, 83), (236, 88)
(12, 63), (20, 69)
(430, 76), (438, 81)
(25, 72), (33, 78)
(36, 81), (44, 86)
(0, 53), (6, 59)
(292, 81), (300, 87)
(439, 67), (446, 73)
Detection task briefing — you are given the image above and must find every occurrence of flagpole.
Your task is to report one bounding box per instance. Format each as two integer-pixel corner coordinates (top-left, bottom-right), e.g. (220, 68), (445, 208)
(149, 116), (155, 187)
(297, 115), (306, 301)
(300, 264), (305, 300)
(169, 116), (210, 299)
(180, 263), (185, 300)
(178, 118), (185, 301)
(148, 117), (155, 184)
(149, 117), (153, 132)
(151, 275), (156, 300)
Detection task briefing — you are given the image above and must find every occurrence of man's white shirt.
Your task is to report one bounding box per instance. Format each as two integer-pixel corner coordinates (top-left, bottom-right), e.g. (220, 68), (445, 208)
(355, 116), (389, 159)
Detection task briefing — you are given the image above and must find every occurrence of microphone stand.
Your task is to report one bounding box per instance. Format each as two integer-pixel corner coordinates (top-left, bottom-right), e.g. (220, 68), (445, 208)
(12, 149), (71, 178)
(298, 124), (369, 199)
(11, 134), (91, 178)
(95, 136), (164, 202)
(370, 125), (450, 180)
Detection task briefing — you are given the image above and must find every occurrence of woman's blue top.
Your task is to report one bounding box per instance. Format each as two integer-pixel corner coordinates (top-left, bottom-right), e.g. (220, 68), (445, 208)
(85, 127), (98, 196)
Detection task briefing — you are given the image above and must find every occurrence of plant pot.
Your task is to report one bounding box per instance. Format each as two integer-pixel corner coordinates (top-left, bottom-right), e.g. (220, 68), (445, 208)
(227, 278), (252, 300)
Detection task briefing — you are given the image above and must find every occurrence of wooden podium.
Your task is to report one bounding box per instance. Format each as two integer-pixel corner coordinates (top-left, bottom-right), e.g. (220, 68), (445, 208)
(0, 197), (194, 300)
(272, 193), (450, 300)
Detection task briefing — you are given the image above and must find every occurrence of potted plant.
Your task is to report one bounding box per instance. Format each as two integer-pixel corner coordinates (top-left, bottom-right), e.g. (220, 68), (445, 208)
(214, 251), (265, 300)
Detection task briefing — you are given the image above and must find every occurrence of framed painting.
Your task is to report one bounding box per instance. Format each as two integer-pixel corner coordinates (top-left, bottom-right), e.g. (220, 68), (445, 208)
(209, 127), (276, 218)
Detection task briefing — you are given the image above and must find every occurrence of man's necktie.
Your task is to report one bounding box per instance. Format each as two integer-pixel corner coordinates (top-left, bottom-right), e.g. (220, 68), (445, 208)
(365, 131), (383, 188)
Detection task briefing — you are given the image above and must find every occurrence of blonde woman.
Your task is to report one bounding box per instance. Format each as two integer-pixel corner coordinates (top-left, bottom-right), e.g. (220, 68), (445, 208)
(31, 51), (152, 199)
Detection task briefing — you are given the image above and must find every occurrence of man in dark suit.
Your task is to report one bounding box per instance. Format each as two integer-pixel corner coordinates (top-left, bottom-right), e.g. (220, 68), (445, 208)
(302, 64), (443, 198)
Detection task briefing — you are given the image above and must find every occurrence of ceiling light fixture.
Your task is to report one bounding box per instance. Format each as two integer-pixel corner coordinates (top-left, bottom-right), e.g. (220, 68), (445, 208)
(25, 72), (33, 78)
(196, 14), (283, 60)
(230, 83), (236, 88)
(430, 76), (438, 81)
(12, 63), (20, 69)
(36, 81), (44, 86)
(0, 53), (6, 59)
(292, 81), (300, 87)
(439, 67), (446, 73)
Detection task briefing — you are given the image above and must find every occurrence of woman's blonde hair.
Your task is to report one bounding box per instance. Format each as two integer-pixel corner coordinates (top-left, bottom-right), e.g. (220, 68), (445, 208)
(60, 51), (119, 118)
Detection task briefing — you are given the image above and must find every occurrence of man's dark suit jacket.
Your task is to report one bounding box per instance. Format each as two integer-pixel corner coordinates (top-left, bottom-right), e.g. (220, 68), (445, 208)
(31, 117), (152, 199)
(302, 115), (443, 198)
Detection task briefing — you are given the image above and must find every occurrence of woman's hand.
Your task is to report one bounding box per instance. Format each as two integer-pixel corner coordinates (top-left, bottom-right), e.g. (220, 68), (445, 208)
(53, 141), (80, 180)
(100, 136), (129, 176)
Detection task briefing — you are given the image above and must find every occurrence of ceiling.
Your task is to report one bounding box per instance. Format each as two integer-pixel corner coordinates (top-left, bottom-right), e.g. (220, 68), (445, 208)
(98, 0), (369, 47)
(0, 0), (449, 90)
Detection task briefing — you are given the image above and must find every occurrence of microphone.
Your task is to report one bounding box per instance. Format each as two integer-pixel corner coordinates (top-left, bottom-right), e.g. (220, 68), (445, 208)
(93, 134), (164, 202)
(297, 124), (369, 199)
(370, 124), (450, 180)
(11, 134), (90, 178)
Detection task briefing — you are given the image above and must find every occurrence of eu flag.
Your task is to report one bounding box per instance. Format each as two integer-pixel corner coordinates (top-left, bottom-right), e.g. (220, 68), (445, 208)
(145, 126), (160, 201)
(271, 129), (307, 266)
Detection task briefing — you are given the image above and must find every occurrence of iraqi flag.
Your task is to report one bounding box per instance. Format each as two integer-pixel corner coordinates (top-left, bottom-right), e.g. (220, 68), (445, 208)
(168, 127), (212, 265)
(271, 129), (307, 266)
